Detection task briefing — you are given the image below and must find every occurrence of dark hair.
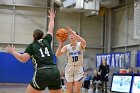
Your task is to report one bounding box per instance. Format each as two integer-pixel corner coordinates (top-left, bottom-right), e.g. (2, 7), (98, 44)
(75, 31), (78, 35)
(33, 29), (44, 41)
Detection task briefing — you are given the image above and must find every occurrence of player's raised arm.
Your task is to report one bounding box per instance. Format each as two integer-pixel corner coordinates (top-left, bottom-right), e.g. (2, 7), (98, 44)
(67, 26), (86, 49)
(47, 8), (56, 36)
(56, 41), (67, 57)
(56, 28), (68, 57)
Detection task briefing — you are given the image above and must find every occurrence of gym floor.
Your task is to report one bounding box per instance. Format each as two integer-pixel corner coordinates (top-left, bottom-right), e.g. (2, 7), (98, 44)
(0, 83), (49, 93)
(0, 83), (112, 93)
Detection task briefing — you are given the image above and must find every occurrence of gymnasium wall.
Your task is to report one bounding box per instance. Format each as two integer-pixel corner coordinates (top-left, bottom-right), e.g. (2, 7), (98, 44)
(111, 4), (139, 67)
(0, 0), (46, 6)
(111, 5), (138, 47)
(0, 6), (46, 44)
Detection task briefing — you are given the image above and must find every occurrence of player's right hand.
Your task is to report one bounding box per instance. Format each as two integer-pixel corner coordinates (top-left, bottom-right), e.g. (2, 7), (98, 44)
(6, 45), (15, 54)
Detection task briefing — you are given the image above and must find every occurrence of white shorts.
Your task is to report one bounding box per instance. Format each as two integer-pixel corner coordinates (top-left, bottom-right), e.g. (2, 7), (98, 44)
(65, 65), (84, 82)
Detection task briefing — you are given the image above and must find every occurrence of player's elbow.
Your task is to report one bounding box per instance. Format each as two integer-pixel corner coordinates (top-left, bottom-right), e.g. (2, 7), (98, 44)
(81, 42), (87, 49)
(20, 53), (30, 63)
(55, 52), (63, 57)
(83, 40), (87, 46)
(55, 53), (60, 57)
(20, 58), (28, 63)
(20, 55), (29, 63)
(20, 60), (27, 63)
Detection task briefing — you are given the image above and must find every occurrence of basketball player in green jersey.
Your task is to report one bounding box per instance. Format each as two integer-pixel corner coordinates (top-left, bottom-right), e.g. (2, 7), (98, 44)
(6, 9), (62, 93)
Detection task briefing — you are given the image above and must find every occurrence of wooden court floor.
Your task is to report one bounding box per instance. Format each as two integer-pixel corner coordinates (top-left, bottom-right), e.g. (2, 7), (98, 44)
(0, 83), (48, 93)
(0, 83), (112, 93)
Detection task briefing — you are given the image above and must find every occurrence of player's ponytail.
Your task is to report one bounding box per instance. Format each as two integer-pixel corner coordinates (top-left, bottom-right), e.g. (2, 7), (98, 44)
(33, 29), (44, 41)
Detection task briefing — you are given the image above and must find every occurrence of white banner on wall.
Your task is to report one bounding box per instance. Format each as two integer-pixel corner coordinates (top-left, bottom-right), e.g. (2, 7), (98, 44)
(96, 52), (131, 68)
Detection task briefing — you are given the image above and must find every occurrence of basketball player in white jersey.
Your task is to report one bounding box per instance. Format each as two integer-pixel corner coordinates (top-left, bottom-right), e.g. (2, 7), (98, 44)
(56, 26), (86, 93)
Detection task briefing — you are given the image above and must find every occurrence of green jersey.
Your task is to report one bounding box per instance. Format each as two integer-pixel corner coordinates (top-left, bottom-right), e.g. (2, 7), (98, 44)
(24, 34), (55, 69)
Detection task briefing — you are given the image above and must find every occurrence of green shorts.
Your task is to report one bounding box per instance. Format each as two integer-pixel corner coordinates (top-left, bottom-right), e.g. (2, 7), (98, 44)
(30, 66), (61, 90)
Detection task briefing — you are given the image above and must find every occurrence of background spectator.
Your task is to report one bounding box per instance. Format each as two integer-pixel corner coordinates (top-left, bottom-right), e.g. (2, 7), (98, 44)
(83, 71), (92, 92)
(99, 59), (110, 93)
(92, 69), (101, 92)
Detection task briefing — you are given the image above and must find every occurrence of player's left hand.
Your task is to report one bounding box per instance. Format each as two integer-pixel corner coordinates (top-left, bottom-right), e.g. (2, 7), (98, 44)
(66, 26), (73, 35)
(48, 8), (56, 19)
(59, 40), (64, 46)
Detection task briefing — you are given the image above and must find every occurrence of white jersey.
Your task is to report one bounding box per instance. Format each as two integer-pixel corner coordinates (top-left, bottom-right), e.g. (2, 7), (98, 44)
(66, 42), (84, 66)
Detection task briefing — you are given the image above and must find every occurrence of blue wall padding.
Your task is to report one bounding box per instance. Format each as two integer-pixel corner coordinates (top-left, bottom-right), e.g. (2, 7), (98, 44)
(53, 54), (57, 64)
(0, 52), (34, 83)
(136, 50), (140, 67)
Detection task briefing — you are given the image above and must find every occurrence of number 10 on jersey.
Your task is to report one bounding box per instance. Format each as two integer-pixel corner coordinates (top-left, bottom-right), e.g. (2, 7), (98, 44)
(72, 56), (78, 62)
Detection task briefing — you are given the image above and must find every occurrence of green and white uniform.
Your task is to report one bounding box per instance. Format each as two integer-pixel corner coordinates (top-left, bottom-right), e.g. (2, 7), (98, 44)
(25, 34), (61, 90)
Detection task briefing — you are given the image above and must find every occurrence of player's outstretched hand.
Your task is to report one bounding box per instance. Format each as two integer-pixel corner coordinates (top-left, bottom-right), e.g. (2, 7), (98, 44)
(48, 8), (56, 19)
(6, 45), (15, 54)
(66, 26), (73, 35)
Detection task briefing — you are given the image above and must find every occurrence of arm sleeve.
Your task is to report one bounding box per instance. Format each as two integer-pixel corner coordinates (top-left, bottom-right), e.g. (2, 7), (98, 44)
(24, 44), (33, 56)
(44, 34), (52, 45)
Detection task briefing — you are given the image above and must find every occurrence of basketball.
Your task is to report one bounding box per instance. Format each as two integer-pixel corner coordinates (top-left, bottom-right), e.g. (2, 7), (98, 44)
(56, 28), (68, 42)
